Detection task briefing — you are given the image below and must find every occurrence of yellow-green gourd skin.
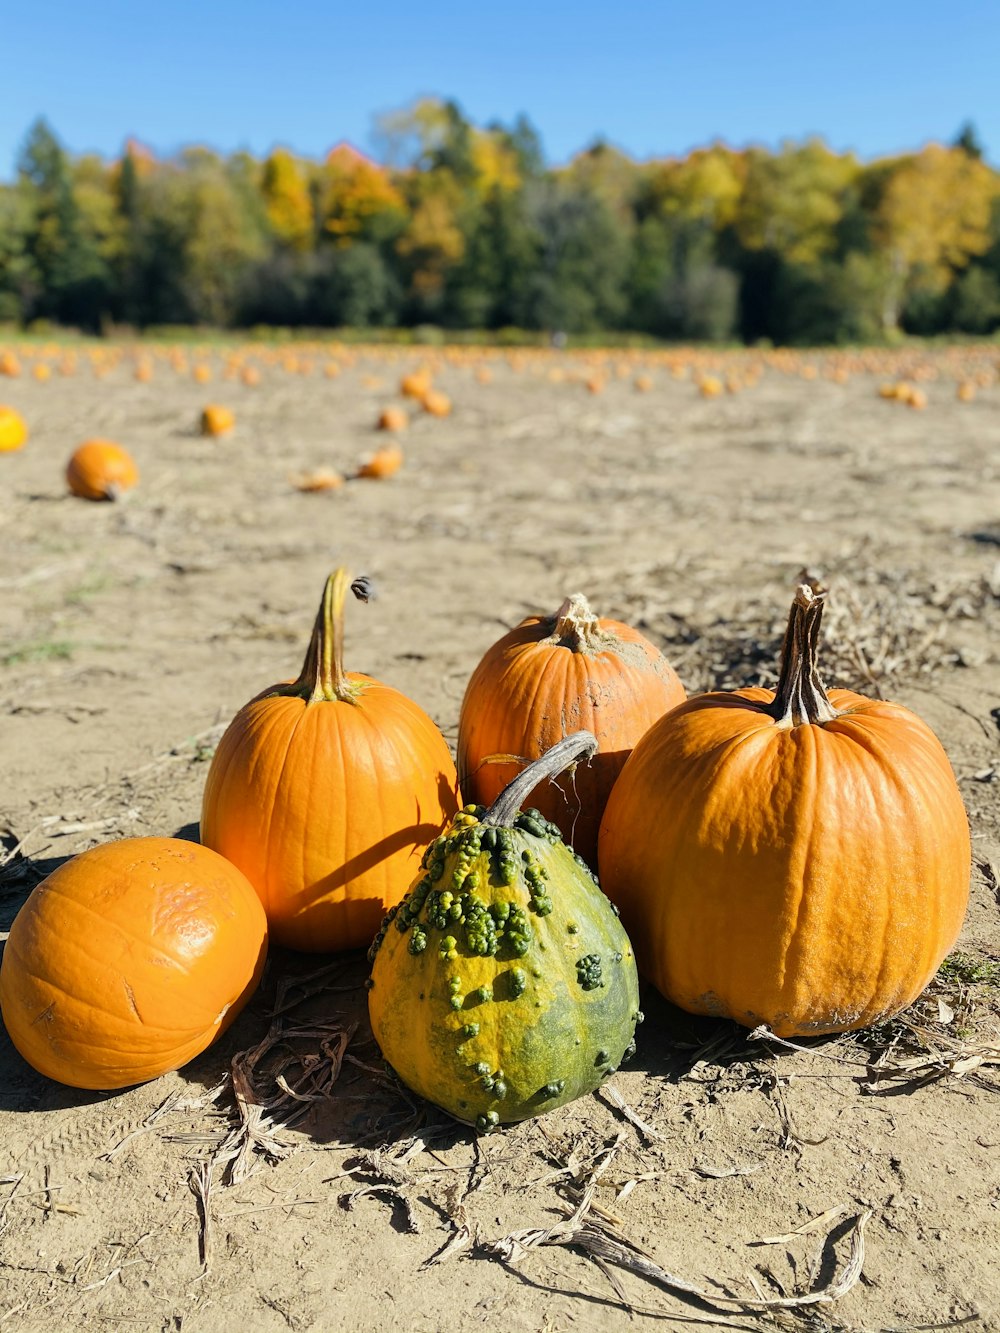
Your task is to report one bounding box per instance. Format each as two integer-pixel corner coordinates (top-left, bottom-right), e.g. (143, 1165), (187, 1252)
(367, 804), (641, 1132)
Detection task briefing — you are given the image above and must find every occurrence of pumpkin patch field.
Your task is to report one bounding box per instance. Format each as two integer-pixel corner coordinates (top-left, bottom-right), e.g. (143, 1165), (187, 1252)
(0, 339), (998, 1331)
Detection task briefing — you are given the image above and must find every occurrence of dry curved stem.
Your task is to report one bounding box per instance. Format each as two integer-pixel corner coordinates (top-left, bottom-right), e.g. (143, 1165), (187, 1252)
(285, 568), (373, 705)
(480, 730), (598, 828)
(767, 584), (839, 727)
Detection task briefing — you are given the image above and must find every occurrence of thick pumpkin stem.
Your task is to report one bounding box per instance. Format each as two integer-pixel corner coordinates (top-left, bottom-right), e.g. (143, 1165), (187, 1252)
(295, 569), (373, 704)
(767, 584), (839, 727)
(549, 593), (603, 651)
(481, 731), (598, 828)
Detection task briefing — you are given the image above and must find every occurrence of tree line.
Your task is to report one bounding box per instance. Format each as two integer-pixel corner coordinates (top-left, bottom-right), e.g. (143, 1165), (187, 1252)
(1, 104), (998, 343)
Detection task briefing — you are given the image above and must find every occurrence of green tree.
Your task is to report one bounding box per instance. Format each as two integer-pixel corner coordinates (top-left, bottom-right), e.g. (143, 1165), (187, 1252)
(0, 184), (35, 322)
(18, 118), (112, 328)
(524, 182), (629, 332)
(872, 144), (999, 330)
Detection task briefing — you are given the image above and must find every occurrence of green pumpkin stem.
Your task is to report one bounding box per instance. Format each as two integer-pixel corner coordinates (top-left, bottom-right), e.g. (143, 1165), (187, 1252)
(481, 730), (598, 829)
(768, 584), (839, 727)
(296, 568), (372, 704)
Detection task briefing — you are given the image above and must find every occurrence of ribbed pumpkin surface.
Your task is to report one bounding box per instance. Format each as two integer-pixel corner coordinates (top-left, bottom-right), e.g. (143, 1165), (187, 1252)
(201, 673), (459, 951)
(458, 596), (684, 867)
(0, 837), (268, 1089)
(598, 596), (971, 1038)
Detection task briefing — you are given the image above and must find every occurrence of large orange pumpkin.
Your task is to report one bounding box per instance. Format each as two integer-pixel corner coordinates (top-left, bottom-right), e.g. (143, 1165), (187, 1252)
(66, 439), (139, 500)
(598, 584), (971, 1037)
(0, 837), (268, 1090)
(201, 569), (459, 951)
(457, 593), (685, 868)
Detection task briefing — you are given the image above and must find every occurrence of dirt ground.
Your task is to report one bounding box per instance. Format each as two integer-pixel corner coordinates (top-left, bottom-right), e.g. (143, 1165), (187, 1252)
(1, 342), (998, 1332)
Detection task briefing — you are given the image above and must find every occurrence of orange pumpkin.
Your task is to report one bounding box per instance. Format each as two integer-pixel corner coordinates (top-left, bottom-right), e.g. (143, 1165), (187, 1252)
(290, 467), (345, 493)
(400, 370), (432, 399)
(457, 593), (685, 868)
(200, 404), (235, 437)
(356, 443), (404, 479)
(598, 584), (971, 1037)
(377, 406), (408, 432)
(201, 569), (459, 951)
(420, 389), (452, 417)
(0, 837), (267, 1090)
(66, 439), (139, 500)
(0, 405), (28, 452)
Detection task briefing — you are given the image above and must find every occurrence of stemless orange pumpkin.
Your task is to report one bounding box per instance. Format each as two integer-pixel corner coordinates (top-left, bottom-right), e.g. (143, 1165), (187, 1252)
(66, 439), (139, 500)
(0, 837), (268, 1090)
(201, 569), (459, 951)
(598, 584), (972, 1037)
(457, 593), (685, 867)
(420, 389), (452, 417)
(200, 404), (236, 437)
(0, 405), (28, 452)
(377, 406), (408, 432)
(356, 443), (404, 479)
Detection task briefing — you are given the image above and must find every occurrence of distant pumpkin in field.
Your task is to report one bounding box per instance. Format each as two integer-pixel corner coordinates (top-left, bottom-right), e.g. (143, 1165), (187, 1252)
(0, 352), (22, 378)
(401, 370), (432, 399)
(200, 405), (236, 437)
(290, 468), (345, 493)
(0, 406), (28, 452)
(377, 406), (408, 432)
(66, 440), (139, 500)
(356, 444), (404, 479)
(420, 389), (452, 417)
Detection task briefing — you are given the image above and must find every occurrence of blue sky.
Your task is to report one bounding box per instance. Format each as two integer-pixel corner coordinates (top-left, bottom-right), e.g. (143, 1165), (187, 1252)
(2, 1), (998, 176)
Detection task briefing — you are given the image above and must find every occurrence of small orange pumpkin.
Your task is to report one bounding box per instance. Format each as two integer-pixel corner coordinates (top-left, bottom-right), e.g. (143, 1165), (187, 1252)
(290, 467), (345, 493)
(356, 443), (404, 479)
(377, 406), (408, 432)
(200, 404), (236, 437)
(66, 439), (139, 500)
(0, 405), (28, 452)
(401, 370), (432, 399)
(0, 837), (268, 1090)
(201, 569), (459, 951)
(458, 593), (685, 867)
(420, 389), (452, 417)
